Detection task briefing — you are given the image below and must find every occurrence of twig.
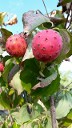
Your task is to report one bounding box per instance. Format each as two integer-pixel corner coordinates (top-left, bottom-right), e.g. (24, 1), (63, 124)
(0, 110), (9, 116)
(68, 3), (72, 29)
(42, 0), (49, 17)
(65, 2), (72, 29)
(50, 96), (57, 128)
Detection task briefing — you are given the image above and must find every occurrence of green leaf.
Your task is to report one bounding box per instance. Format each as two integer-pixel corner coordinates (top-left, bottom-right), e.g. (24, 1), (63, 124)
(8, 64), (20, 83)
(59, 29), (70, 54)
(59, 61), (72, 89)
(67, 110), (72, 120)
(11, 104), (31, 125)
(55, 29), (70, 63)
(0, 76), (5, 87)
(67, 124), (72, 128)
(21, 68), (38, 88)
(38, 22), (53, 30)
(59, 118), (72, 128)
(32, 71), (60, 98)
(3, 55), (11, 63)
(9, 70), (24, 95)
(9, 88), (15, 95)
(20, 58), (40, 92)
(11, 102), (45, 126)
(32, 64), (60, 98)
(46, 118), (52, 128)
(2, 59), (14, 83)
(22, 10), (52, 35)
(12, 122), (20, 128)
(54, 10), (64, 19)
(2, 122), (8, 128)
(32, 71), (57, 89)
(0, 92), (11, 109)
(32, 103), (44, 119)
(52, 10), (65, 28)
(56, 92), (72, 119)
(1, 28), (12, 42)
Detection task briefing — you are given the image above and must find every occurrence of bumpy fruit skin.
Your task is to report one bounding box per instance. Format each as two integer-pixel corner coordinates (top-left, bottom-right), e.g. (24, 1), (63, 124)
(32, 29), (63, 62)
(0, 63), (4, 72)
(6, 34), (27, 57)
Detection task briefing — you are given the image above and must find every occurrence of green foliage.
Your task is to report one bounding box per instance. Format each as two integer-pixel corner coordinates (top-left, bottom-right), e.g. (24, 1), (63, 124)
(1, 28), (12, 41)
(0, 1), (72, 127)
(9, 70), (24, 95)
(55, 29), (71, 63)
(0, 90), (11, 109)
(10, 103), (53, 127)
(56, 91), (72, 119)
(31, 64), (60, 99)
(12, 122), (20, 128)
(20, 58), (40, 93)
(2, 59), (14, 83)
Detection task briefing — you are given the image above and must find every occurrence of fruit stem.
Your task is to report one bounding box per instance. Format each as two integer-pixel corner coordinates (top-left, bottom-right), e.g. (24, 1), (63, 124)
(50, 95), (57, 128)
(40, 62), (46, 74)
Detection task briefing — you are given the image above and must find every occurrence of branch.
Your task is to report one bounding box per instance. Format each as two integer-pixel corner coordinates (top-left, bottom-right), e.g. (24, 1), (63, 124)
(65, 2), (72, 28)
(50, 96), (57, 128)
(0, 110), (9, 116)
(0, 37), (5, 44)
(49, 17), (66, 25)
(42, 0), (49, 17)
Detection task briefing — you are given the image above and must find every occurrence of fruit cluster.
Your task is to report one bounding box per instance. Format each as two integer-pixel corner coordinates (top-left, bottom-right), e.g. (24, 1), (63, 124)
(5, 29), (63, 62)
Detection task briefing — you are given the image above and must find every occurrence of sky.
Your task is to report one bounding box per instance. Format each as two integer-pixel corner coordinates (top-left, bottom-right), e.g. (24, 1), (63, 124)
(0, 0), (61, 34)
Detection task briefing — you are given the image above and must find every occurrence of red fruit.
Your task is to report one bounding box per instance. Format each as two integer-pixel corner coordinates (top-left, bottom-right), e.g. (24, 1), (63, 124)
(32, 29), (63, 62)
(6, 34), (27, 57)
(0, 63), (4, 72)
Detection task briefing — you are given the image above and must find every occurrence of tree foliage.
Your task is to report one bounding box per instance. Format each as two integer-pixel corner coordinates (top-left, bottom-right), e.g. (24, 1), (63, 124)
(0, 0), (72, 127)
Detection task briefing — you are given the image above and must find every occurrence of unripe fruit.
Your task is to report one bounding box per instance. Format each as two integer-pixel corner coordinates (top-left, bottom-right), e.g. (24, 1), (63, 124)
(32, 29), (63, 62)
(0, 63), (4, 72)
(6, 34), (27, 57)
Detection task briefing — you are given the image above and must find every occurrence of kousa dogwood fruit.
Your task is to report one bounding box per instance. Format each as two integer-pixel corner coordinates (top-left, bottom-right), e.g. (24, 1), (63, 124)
(32, 29), (63, 62)
(6, 34), (27, 57)
(0, 62), (4, 72)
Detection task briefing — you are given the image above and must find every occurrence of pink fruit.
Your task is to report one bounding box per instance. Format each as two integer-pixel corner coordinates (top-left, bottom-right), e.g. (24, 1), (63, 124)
(32, 29), (63, 62)
(0, 63), (4, 72)
(6, 34), (27, 57)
